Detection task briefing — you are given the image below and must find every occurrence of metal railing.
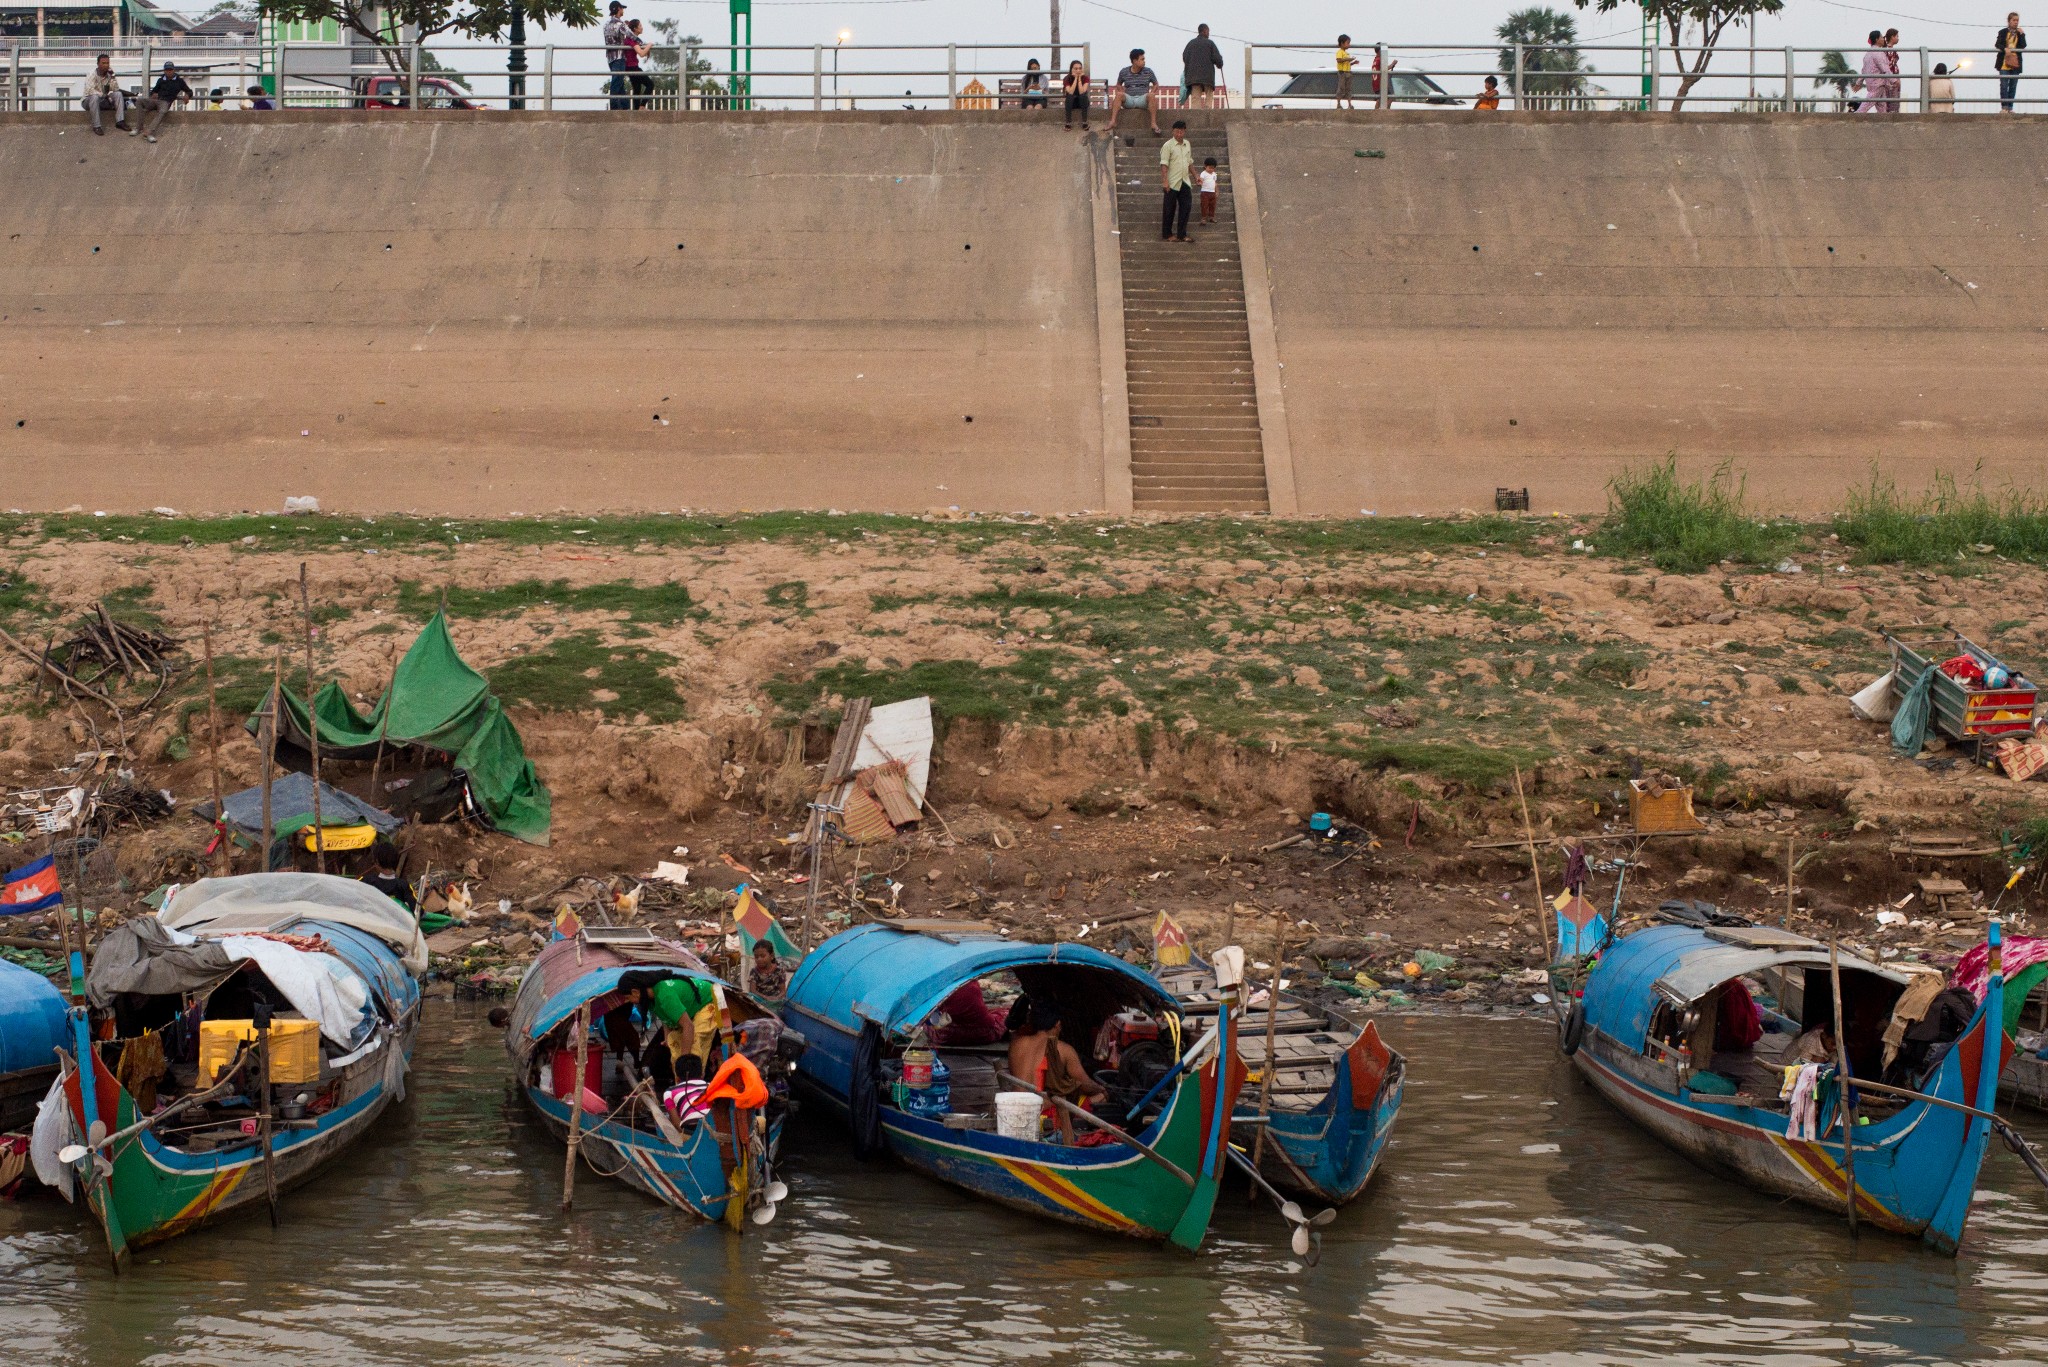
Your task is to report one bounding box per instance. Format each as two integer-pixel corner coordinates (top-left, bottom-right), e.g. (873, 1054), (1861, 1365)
(1242, 42), (2045, 115)
(0, 40), (1093, 113)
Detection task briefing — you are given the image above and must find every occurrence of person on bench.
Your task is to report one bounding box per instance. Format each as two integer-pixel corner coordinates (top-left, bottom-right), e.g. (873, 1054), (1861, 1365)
(83, 55), (129, 136)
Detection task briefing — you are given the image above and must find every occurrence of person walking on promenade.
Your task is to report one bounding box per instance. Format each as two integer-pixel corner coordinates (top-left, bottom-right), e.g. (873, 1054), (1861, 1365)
(1997, 12), (2027, 111)
(82, 54), (127, 135)
(1930, 61), (1956, 111)
(1062, 59), (1090, 130)
(1335, 34), (1358, 109)
(1109, 49), (1161, 135)
(1182, 23), (1223, 108)
(1197, 156), (1218, 224)
(1856, 31), (1889, 114)
(603, 1), (632, 111)
(1160, 119), (1194, 242)
(1881, 29), (1902, 113)
(625, 19), (653, 108)
(130, 61), (191, 143)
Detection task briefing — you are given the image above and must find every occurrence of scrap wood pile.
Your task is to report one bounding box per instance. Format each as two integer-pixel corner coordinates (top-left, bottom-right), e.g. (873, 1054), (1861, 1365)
(807, 696), (935, 846)
(0, 603), (183, 751)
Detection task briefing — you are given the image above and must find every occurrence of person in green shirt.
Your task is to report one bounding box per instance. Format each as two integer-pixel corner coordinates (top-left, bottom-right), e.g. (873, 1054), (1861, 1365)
(1160, 120), (1195, 242)
(646, 976), (719, 1088)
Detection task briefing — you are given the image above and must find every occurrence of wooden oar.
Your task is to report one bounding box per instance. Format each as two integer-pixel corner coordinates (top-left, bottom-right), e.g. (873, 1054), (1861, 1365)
(1828, 937), (1858, 1238)
(1249, 917), (1286, 1180)
(255, 1009), (280, 1227)
(997, 1072), (1194, 1188)
(561, 1003), (591, 1210)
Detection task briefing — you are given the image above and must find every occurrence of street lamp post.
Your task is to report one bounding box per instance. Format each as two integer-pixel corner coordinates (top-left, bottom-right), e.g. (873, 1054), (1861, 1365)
(835, 28), (848, 109)
(508, 0), (526, 110)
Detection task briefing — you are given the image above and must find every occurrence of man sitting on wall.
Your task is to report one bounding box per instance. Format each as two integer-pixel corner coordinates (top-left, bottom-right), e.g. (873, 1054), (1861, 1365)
(130, 61), (192, 143)
(82, 54), (129, 136)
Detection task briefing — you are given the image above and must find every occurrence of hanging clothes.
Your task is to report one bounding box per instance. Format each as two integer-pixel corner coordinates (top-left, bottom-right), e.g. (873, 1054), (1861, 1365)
(1786, 1063), (1824, 1141)
(115, 1029), (167, 1113)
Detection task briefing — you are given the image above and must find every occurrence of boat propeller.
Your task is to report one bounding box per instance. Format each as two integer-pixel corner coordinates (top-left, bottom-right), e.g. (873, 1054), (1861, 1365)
(1226, 1144), (1336, 1264)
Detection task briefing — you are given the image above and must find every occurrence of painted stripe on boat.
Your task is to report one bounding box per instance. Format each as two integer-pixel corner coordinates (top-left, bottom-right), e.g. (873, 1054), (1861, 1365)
(993, 1157), (1144, 1233)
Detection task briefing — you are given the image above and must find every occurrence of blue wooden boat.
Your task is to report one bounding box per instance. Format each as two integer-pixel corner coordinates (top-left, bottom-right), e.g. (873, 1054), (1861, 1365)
(782, 921), (1244, 1251)
(52, 873), (425, 1265)
(0, 957), (68, 1132)
(1557, 919), (2008, 1254)
(505, 926), (799, 1226)
(1157, 961), (1403, 1206)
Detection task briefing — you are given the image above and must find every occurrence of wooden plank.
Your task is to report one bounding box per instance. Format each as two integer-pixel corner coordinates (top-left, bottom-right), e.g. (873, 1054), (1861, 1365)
(822, 698), (872, 785)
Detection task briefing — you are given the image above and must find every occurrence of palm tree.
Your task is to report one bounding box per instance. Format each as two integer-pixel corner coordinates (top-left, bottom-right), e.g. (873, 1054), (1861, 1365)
(1816, 50), (1855, 112)
(1497, 6), (1593, 108)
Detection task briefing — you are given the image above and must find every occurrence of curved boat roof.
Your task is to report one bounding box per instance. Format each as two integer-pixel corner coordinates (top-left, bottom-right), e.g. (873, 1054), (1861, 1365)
(509, 933), (718, 1052)
(1584, 924), (1908, 1046)
(0, 959), (68, 1077)
(163, 873), (428, 976)
(785, 923), (1174, 1037)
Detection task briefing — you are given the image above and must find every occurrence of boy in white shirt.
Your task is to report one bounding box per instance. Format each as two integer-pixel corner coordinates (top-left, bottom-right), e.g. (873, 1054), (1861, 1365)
(1197, 157), (1219, 224)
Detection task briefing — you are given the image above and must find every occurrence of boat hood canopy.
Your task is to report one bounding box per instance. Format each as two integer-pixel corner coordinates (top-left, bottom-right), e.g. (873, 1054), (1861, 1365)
(163, 873), (429, 975)
(1584, 924), (1907, 1046)
(784, 922), (1176, 1037)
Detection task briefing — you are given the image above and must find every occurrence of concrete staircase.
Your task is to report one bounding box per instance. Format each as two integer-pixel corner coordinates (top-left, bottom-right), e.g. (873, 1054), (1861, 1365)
(1112, 128), (1269, 514)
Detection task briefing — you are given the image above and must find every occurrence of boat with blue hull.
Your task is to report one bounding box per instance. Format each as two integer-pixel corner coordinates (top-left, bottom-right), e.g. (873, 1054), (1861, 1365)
(0, 957), (68, 1132)
(505, 926), (799, 1226)
(1557, 919), (2009, 1253)
(1158, 961), (1402, 1206)
(782, 921), (1244, 1251)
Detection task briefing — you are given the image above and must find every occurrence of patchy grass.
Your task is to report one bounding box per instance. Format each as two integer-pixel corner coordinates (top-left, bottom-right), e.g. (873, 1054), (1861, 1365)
(396, 579), (700, 625)
(1580, 643), (1645, 687)
(100, 583), (165, 629)
(1834, 471), (2048, 567)
(767, 652), (1085, 726)
(174, 654), (276, 728)
(1601, 458), (1798, 574)
(487, 632), (685, 723)
(765, 581), (810, 613)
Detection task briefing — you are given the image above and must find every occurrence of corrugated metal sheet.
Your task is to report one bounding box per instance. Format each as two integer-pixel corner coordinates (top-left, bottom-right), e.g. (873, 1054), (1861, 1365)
(860, 762), (922, 828)
(853, 697), (932, 806)
(839, 785), (897, 844)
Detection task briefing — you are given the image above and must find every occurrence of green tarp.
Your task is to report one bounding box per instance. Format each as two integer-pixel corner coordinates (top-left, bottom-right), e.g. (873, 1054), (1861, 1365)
(254, 613), (552, 845)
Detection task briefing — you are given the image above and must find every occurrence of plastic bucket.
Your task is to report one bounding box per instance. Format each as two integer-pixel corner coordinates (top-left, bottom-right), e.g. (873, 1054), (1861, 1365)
(1309, 812), (1333, 833)
(902, 1049), (934, 1089)
(995, 1091), (1042, 1142)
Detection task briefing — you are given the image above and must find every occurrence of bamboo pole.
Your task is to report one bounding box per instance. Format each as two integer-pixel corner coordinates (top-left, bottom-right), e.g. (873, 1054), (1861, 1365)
(1829, 937), (1858, 1238)
(202, 623), (228, 875)
(368, 646), (399, 800)
(256, 1015), (280, 1226)
(1249, 915), (1286, 1177)
(1785, 837), (1796, 928)
(260, 653), (280, 871)
(561, 1002), (592, 1210)
(1514, 764), (1554, 962)
(298, 563), (325, 874)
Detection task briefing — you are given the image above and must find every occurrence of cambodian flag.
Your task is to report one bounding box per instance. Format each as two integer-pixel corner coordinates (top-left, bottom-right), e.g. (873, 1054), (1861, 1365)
(0, 854), (62, 914)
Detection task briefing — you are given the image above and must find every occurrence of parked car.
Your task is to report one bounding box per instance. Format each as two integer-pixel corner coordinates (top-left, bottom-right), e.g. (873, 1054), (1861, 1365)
(1262, 70), (1467, 109)
(357, 74), (480, 110)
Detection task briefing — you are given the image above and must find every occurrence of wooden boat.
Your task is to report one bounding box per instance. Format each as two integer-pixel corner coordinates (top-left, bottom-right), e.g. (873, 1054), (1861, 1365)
(505, 926), (799, 1225)
(1156, 961), (1403, 1207)
(782, 921), (1244, 1251)
(0, 958), (68, 1132)
(50, 873), (425, 1266)
(1556, 919), (2009, 1254)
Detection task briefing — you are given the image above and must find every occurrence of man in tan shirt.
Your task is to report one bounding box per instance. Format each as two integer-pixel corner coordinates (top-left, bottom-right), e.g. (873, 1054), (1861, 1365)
(1159, 119), (1194, 242)
(82, 54), (129, 135)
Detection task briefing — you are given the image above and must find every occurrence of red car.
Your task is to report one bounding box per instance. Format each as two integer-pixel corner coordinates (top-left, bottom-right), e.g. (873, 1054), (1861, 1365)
(358, 75), (480, 110)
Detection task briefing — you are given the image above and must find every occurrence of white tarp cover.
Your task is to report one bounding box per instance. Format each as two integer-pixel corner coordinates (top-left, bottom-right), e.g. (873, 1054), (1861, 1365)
(219, 936), (372, 1047)
(853, 696), (933, 806)
(31, 1071), (77, 1202)
(163, 873), (428, 976)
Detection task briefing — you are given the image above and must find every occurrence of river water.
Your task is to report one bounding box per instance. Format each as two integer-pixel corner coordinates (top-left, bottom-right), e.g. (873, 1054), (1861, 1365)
(5, 1006), (2048, 1365)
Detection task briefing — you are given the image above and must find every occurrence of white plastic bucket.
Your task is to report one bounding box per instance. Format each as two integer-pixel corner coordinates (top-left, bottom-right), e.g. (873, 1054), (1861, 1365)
(995, 1091), (1042, 1142)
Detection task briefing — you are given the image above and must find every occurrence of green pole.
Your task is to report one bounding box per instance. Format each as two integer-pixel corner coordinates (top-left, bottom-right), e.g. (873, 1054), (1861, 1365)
(730, 0), (751, 109)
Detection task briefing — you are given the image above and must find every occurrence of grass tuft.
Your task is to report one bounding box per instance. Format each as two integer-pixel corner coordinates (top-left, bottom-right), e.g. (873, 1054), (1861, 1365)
(1602, 458), (1796, 574)
(1834, 470), (2048, 566)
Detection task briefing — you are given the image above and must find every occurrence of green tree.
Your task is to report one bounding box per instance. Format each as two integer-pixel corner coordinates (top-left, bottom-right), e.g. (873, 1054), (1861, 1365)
(1497, 6), (1592, 108)
(1571, 0), (1786, 111)
(1815, 49), (1854, 109)
(643, 17), (715, 107)
(259, 0), (598, 74)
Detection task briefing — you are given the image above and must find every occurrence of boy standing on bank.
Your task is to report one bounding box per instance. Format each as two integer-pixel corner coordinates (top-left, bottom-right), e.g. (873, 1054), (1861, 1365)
(1197, 157), (1219, 224)
(1336, 34), (1357, 109)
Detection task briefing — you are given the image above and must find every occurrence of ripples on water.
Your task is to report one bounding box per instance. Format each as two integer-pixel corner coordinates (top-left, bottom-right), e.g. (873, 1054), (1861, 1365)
(2, 1008), (2045, 1364)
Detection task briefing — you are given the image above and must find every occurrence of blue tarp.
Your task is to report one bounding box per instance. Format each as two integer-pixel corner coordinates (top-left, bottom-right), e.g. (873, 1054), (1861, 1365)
(198, 773), (401, 839)
(784, 923), (1172, 1038)
(0, 958), (68, 1077)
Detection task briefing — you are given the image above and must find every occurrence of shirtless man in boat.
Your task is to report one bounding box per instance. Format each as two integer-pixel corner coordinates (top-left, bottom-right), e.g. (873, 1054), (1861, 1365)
(1007, 1000), (1107, 1141)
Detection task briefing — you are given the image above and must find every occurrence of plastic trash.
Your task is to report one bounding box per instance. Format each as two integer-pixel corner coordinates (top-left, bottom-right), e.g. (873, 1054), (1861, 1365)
(283, 495), (320, 514)
(1891, 668), (1934, 755)
(1413, 950), (1456, 974)
(1850, 672), (1897, 723)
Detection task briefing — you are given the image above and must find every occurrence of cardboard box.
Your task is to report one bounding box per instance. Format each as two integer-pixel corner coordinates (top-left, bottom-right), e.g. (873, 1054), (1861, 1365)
(1629, 779), (1706, 833)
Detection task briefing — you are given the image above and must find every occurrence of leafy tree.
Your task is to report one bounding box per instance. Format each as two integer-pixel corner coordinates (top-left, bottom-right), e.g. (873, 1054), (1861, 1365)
(259, 0), (599, 73)
(1571, 0), (1786, 111)
(1497, 6), (1592, 108)
(1815, 49), (1854, 109)
(201, 0), (258, 18)
(639, 19), (716, 107)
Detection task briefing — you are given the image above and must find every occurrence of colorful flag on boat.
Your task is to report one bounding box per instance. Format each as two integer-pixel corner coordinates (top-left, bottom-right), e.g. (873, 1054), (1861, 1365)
(1552, 889), (1607, 959)
(552, 903), (584, 941)
(1152, 909), (1191, 967)
(1, 855), (62, 915)
(732, 886), (798, 959)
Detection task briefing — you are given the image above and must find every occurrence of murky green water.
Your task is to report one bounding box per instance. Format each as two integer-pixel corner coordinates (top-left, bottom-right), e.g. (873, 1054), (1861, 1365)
(4, 1005), (2047, 1364)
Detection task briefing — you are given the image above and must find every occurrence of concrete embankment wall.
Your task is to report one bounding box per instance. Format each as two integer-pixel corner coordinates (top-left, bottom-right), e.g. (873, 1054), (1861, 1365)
(0, 114), (1113, 515)
(1235, 114), (2048, 515)
(4, 110), (2046, 517)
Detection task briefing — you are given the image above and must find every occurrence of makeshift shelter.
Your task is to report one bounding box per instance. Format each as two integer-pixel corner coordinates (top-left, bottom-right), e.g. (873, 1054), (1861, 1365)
(197, 773), (402, 841)
(253, 613), (551, 845)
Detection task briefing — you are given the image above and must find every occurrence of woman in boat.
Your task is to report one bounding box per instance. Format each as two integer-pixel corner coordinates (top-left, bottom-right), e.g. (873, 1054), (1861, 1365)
(1008, 999), (1108, 1142)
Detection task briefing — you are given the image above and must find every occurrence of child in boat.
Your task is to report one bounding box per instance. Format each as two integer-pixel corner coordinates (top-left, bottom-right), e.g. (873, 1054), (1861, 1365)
(1783, 1023), (1838, 1066)
(749, 941), (788, 1000)
(1007, 1000), (1107, 1141)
